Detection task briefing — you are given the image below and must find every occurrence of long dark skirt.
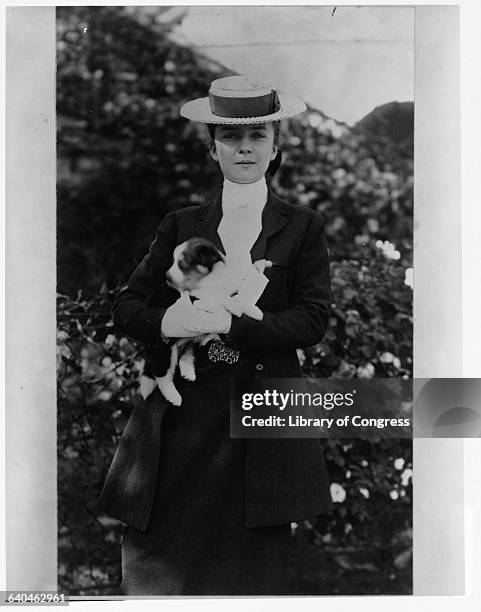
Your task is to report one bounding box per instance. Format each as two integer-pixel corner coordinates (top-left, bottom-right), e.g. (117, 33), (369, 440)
(120, 351), (291, 596)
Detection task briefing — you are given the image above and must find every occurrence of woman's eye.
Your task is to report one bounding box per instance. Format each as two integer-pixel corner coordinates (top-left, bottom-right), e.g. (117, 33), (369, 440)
(253, 132), (266, 139)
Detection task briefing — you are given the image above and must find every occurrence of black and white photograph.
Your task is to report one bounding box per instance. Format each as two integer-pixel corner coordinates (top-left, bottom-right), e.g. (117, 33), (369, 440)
(56, 5), (413, 596)
(3, 1), (481, 609)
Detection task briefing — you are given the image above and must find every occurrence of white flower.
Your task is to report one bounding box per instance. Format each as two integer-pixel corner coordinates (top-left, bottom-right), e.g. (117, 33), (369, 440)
(394, 458), (405, 470)
(359, 487), (370, 499)
(393, 357), (401, 369)
(357, 363), (375, 379)
(375, 240), (402, 261)
(380, 352), (394, 364)
(104, 333), (116, 347)
(390, 490), (399, 500)
(308, 113), (322, 128)
(401, 468), (413, 486)
(404, 267), (414, 289)
(355, 234), (369, 245)
(330, 483), (347, 503)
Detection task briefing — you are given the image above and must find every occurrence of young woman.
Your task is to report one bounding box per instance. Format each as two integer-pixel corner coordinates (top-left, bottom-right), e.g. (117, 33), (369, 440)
(98, 75), (333, 595)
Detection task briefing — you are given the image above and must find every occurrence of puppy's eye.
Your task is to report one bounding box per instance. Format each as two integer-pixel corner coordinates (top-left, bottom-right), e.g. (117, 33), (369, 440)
(178, 258), (189, 272)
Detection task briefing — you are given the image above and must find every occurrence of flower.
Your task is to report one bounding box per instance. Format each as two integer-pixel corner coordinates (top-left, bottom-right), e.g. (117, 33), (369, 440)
(401, 468), (413, 486)
(330, 483), (347, 503)
(104, 333), (116, 347)
(404, 267), (414, 289)
(390, 490), (399, 500)
(375, 239), (401, 261)
(394, 458), (405, 470)
(359, 487), (370, 499)
(357, 363), (375, 379)
(380, 352), (394, 364)
(308, 113), (322, 128)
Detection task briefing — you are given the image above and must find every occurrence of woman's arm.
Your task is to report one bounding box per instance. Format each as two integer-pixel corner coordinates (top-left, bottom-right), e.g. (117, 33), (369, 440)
(227, 212), (331, 350)
(112, 211), (233, 348)
(111, 211), (178, 352)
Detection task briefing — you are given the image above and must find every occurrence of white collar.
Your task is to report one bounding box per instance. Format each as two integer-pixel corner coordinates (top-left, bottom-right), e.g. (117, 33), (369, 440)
(222, 177), (267, 213)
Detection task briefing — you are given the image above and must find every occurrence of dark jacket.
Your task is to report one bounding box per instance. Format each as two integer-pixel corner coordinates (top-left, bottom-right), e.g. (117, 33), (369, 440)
(97, 189), (333, 530)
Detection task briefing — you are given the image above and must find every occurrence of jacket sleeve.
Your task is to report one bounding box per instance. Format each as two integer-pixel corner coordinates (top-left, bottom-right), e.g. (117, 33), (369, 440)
(111, 211), (178, 353)
(228, 211), (331, 350)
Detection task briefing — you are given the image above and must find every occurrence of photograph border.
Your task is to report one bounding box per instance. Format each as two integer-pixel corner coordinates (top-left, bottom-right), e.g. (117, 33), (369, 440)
(2, 2), (475, 607)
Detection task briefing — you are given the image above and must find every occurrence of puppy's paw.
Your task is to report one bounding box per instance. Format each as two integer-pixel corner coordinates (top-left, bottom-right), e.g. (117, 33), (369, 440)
(156, 379), (182, 407)
(253, 259), (272, 274)
(222, 296), (243, 317)
(179, 361), (196, 382)
(243, 305), (264, 321)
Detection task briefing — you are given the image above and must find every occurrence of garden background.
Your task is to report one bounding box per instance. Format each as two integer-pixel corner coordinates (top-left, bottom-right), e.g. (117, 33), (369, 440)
(56, 6), (413, 595)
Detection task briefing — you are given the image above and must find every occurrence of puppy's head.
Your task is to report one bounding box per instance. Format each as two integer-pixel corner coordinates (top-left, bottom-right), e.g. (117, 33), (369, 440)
(166, 238), (225, 292)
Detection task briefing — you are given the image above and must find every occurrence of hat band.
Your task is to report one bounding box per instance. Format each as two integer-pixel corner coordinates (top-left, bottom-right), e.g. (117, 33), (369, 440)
(208, 90), (280, 118)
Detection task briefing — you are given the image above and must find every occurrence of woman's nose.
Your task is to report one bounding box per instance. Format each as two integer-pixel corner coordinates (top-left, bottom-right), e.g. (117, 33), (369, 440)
(238, 138), (253, 153)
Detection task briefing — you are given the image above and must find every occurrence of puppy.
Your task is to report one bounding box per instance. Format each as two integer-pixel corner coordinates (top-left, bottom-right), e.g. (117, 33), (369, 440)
(141, 237), (270, 406)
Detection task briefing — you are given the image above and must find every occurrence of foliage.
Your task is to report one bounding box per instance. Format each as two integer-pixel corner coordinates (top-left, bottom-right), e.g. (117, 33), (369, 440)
(56, 5), (413, 597)
(301, 246), (412, 381)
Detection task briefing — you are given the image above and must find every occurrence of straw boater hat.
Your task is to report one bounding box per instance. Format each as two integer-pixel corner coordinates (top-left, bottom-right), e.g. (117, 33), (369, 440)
(180, 75), (306, 124)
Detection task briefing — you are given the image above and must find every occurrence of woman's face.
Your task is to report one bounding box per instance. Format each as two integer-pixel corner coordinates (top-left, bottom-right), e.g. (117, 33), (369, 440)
(210, 123), (278, 184)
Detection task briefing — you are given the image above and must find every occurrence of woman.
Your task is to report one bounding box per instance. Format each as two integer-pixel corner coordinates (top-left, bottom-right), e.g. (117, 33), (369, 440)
(98, 75), (333, 595)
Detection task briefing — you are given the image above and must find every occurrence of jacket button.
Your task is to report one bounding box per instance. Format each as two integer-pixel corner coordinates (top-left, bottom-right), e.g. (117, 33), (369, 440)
(255, 363), (264, 371)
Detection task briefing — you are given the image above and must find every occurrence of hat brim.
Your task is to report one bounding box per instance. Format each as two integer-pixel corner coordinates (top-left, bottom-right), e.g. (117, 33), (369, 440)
(180, 93), (306, 124)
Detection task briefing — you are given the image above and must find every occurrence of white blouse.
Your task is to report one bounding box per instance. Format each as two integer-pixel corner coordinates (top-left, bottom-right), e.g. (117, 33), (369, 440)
(217, 177), (267, 279)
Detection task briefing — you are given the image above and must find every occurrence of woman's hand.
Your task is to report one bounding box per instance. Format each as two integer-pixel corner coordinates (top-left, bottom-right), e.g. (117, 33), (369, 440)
(161, 293), (232, 338)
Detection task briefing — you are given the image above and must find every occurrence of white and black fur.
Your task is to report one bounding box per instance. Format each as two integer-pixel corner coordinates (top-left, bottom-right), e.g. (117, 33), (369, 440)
(141, 237), (268, 406)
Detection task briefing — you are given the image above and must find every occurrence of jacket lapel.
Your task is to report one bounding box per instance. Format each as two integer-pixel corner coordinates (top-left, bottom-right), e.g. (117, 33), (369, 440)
(250, 190), (289, 262)
(195, 188), (289, 261)
(195, 193), (225, 254)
